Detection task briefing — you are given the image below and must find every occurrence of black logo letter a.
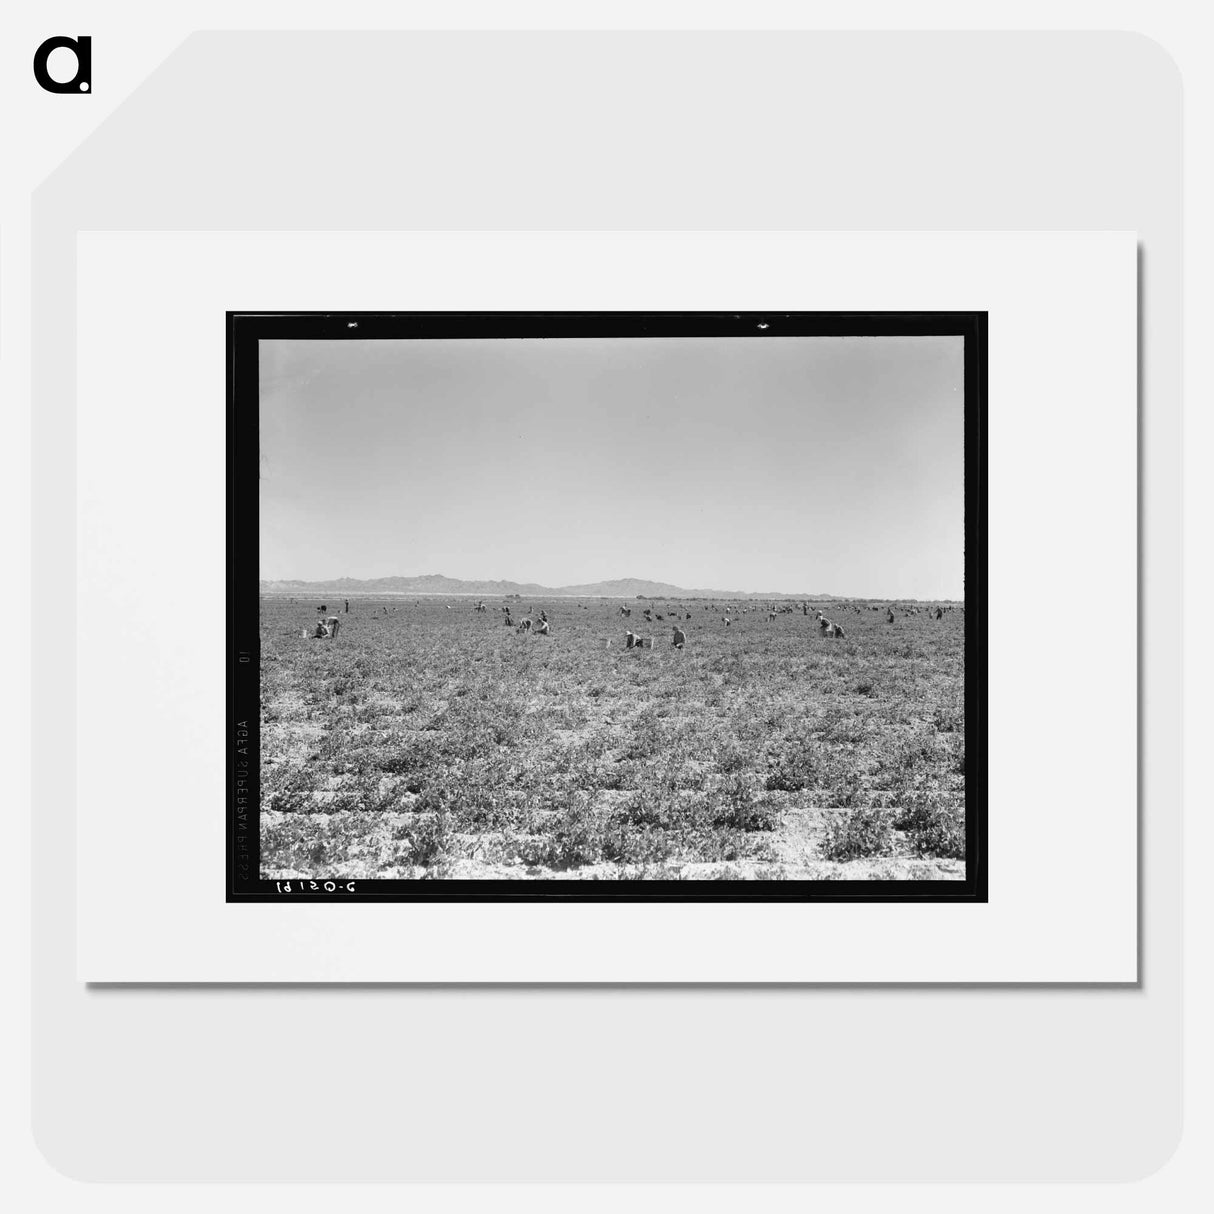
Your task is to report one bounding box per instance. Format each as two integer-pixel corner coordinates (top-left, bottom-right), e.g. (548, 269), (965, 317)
(33, 36), (91, 93)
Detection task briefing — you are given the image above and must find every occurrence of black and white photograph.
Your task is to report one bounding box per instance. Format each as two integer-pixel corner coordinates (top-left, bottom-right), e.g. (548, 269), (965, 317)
(20, 4), (1186, 1194)
(229, 311), (986, 900)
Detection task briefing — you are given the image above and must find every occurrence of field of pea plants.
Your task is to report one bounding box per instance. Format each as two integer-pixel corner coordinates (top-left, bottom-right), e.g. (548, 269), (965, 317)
(259, 596), (967, 881)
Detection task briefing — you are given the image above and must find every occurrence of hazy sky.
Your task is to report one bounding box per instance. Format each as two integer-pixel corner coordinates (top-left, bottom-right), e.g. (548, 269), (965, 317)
(259, 334), (965, 598)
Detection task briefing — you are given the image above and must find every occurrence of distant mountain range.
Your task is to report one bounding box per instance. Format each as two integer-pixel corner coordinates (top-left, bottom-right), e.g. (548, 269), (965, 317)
(258, 574), (839, 600)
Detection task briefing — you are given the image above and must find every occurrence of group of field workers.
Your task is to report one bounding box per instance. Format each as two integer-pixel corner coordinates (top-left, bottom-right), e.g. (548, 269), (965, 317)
(303, 603), (343, 639)
(301, 597), (954, 647)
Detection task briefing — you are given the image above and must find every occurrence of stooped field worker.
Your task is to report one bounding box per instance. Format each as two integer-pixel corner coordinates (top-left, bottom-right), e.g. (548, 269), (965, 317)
(815, 612), (843, 638)
(671, 626), (686, 649)
(313, 619), (330, 639)
(534, 618), (550, 636)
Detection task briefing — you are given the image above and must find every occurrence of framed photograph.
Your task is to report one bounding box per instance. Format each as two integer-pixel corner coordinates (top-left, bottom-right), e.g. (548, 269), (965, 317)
(228, 310), (987, 902)
(77, 229), (1134, 981)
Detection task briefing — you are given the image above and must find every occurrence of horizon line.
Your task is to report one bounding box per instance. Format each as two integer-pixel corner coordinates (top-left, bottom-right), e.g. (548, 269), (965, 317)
(258, 574), (963, 602)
